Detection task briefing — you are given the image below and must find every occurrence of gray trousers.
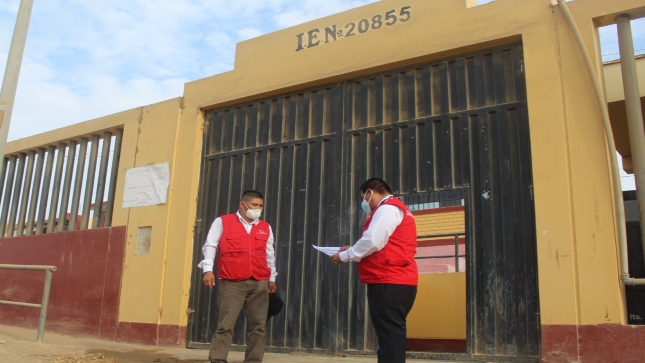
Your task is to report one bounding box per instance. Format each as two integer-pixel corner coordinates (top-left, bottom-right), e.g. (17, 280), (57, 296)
(209, 279), (269, 363)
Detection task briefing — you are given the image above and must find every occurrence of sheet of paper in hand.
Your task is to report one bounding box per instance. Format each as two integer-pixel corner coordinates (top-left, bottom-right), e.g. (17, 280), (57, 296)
(312, 245), (341, 256)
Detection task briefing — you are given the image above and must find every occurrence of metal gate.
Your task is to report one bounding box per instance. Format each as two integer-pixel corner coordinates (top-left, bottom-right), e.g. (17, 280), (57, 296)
(188, 43), (540, 361)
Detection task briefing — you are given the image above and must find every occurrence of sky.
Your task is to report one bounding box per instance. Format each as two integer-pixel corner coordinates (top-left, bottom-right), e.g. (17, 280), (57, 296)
(0, 0), (643, 189)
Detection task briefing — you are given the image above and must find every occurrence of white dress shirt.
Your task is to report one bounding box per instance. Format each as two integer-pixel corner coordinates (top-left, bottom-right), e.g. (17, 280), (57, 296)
(339, 195), (404, 262)
(197, 211), (277, 282)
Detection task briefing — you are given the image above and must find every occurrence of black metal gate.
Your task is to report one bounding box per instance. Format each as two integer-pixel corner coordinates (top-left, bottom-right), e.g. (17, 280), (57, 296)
(188, 43), (540, 361)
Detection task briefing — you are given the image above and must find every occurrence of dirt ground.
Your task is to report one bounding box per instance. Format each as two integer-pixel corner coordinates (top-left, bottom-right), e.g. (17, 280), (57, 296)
(0, 324), (469, 363)
(0, 327), (206, 363)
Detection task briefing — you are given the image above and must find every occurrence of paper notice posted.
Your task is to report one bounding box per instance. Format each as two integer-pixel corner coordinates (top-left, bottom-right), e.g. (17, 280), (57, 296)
(122, 162), (171, 208)
(312, 245), (341, 256)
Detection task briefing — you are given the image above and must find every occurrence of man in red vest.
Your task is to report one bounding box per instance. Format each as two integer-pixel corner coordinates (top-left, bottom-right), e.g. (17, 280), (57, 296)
(330, 178), (418, 363)
(198, 190), (277, 363)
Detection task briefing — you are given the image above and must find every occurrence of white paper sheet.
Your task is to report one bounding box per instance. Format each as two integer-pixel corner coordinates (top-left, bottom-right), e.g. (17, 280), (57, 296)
(122, 162), (170, 208)
(312, 245), (341, 256)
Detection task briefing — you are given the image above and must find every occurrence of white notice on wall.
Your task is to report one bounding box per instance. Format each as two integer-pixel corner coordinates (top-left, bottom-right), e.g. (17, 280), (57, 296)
(122, 162), (170, 208)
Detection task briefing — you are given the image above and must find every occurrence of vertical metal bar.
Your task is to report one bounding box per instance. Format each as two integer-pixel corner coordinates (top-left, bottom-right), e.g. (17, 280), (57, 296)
(26, 148), (45, 236)
(104, 129), (123, 227)
(0, 156), (17, 237)
(47, 143), (66, 233)
(617, 15), (645, 262)
(455, 234), (460, 272)
(0, 158), (8, 206)
(35, 146), (56, 235)
(58, 140), (77, 232)
(92, 132), (112, 228)
(69, 138), (88, 231)
(7, 153), (26, 237)
(36, 269), (53, 343)
(16, 150), (35, 236)
(80, 135), (100, 230)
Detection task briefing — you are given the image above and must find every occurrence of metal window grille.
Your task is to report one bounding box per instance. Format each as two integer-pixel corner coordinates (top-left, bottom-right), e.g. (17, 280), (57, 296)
(0, 129), (123, 237)
(400, 189), (466, 211)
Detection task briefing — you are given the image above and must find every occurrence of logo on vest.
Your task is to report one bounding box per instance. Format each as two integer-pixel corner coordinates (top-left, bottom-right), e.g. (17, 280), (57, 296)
(257, 230), (268, 235)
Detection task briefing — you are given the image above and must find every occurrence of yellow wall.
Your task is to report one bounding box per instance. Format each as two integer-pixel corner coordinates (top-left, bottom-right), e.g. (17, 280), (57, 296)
(5, 98), (183, 326)
(172, 0), (643, 328)
(407, 273), (466, 339)
(416, 211), (465, 236)
(116, 99), (184, 324)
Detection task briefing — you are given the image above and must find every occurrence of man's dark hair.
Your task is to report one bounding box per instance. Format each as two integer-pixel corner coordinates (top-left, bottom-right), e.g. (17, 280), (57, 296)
(359, 178), (393, 195)
(241, 190), (264, 202)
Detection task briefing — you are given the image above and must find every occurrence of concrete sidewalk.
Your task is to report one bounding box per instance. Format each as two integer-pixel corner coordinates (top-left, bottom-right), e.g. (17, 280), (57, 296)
(0, 324), (474, 363)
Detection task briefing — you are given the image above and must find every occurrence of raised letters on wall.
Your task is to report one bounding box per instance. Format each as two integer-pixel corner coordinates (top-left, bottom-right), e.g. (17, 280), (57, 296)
(295, 6), (412, 52)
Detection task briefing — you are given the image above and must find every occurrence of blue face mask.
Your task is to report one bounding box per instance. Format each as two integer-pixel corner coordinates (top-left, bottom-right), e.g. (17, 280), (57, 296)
(361, 190), (373, 214)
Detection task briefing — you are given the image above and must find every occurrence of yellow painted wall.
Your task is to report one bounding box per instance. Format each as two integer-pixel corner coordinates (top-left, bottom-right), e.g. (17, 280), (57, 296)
(172, 0), (644, 329)
(407, 273), (466, 339)
(4, 98), (183, 325)
(416, 211), (465, 236)
(117, 99), (183, 324)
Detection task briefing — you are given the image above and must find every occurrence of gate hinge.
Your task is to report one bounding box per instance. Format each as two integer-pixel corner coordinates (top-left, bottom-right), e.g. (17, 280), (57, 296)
(529, 185), (534, 200)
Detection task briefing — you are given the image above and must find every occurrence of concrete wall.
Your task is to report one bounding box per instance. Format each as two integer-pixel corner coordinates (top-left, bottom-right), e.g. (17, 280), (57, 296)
(174, 0), (637, 329)
(4, 98), (184, 346)
(170, 0), (645, 359)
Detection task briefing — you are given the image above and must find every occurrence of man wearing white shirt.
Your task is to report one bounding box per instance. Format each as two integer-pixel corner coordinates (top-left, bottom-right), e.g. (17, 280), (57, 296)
(331, 178), (418, 363)
(198, 190), (277, 363)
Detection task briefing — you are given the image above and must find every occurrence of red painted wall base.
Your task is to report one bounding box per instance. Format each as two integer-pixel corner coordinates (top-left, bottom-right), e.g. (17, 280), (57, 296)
(0, 227), (126, 340)
(116, 321), (187, 347)
(0, 226), (189, 347)
(542, 324), (645, 363)
(406, 338), (467, 353)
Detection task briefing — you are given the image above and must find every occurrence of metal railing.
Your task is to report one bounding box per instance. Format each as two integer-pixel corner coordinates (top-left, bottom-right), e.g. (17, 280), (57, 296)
(0, 264), (57, 342)
(416, 232), (466, 272)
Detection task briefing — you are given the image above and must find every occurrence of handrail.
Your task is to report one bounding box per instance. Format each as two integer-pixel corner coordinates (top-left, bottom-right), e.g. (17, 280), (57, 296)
(0, 264), (57, 342)
(416, 232), (466, 272)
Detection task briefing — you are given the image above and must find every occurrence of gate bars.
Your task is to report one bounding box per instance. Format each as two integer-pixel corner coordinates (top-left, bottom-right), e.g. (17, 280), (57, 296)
(0, 129), (123, 237)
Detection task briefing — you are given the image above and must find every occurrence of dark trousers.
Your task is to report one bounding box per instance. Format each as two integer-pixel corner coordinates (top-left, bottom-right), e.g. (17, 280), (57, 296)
(367, 283), (417, 363)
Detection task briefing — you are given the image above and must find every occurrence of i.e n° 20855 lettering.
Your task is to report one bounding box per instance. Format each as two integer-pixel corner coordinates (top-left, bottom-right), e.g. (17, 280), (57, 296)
(295, 6), (412, 52)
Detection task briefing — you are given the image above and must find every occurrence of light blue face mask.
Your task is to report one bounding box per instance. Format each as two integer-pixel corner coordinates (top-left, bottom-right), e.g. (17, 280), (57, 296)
(361, 190), (373, 214)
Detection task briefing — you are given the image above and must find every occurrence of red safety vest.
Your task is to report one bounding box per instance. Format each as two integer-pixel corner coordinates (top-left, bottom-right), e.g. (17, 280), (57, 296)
(216, 214), (272, 281)
(358, 197), (418, 286)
